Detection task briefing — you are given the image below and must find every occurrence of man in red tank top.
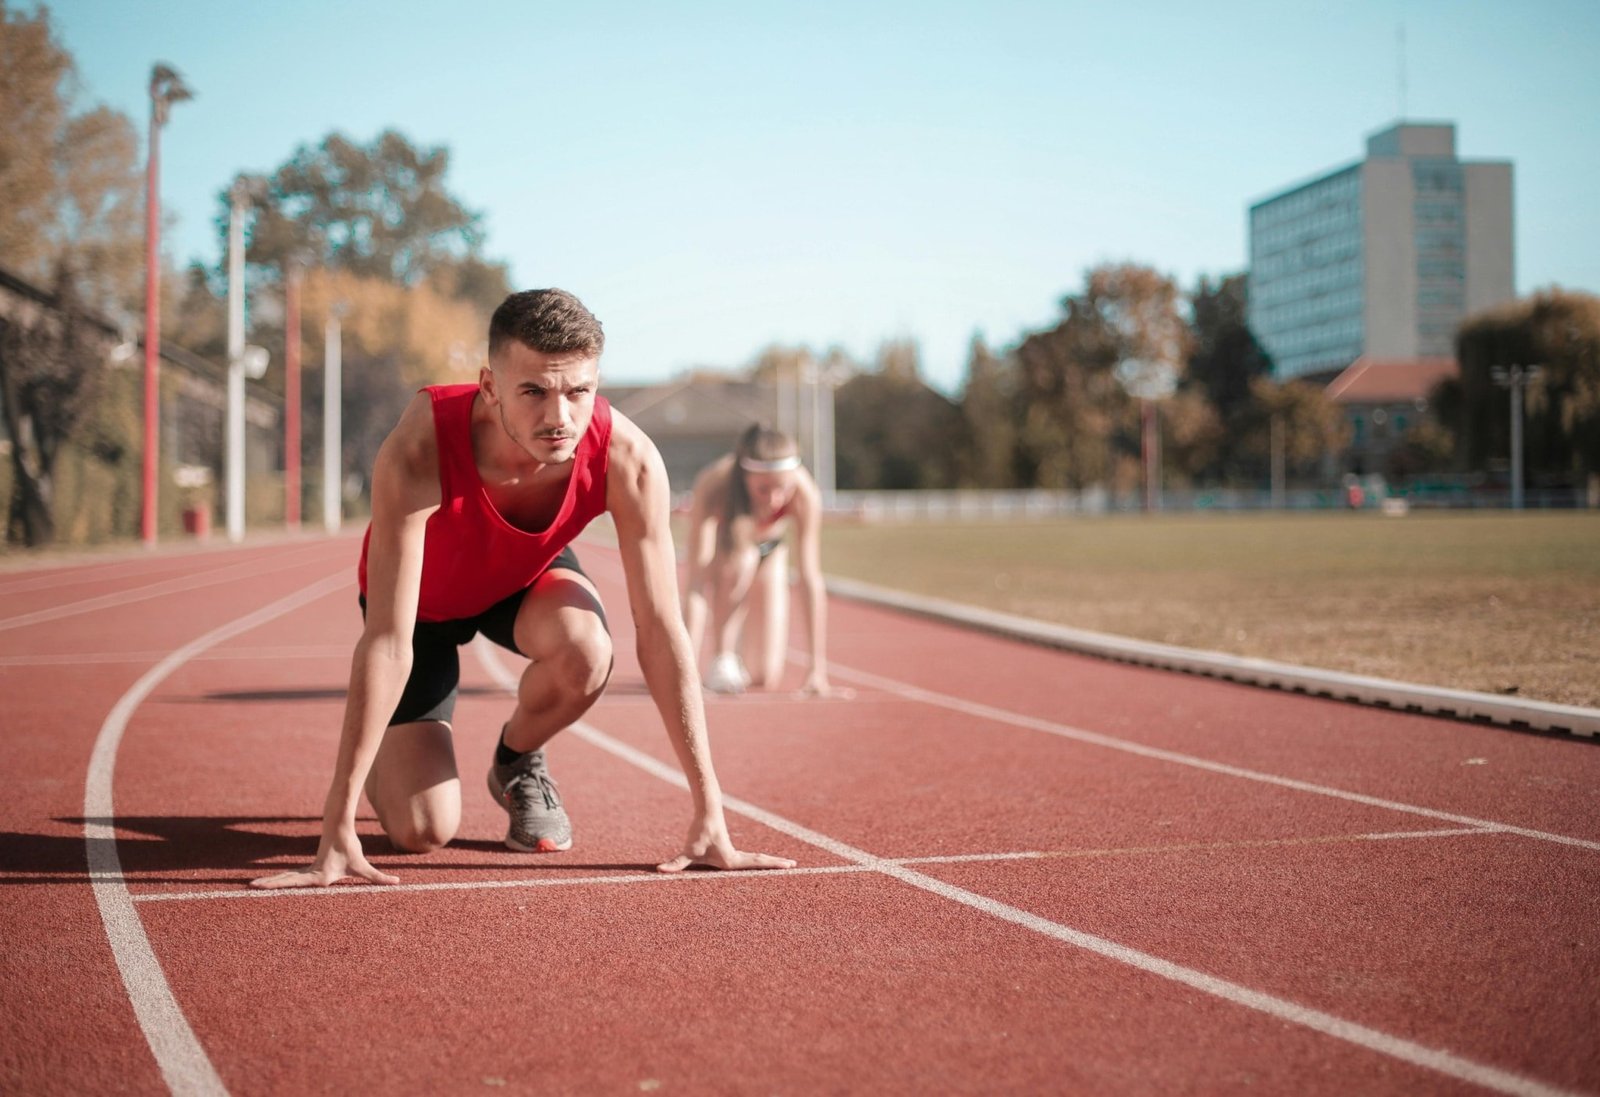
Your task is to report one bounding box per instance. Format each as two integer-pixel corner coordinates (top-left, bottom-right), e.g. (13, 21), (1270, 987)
(253, 289), (795, 888)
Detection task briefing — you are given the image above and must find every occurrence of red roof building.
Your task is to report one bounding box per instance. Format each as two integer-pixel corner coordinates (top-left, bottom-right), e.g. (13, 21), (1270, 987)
(1324, 356), (1458, 476)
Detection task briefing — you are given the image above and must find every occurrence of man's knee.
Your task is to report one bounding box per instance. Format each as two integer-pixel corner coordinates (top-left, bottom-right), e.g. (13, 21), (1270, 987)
(380, 804), (459, 854)
(529, 615), (613, 697)
(389, 821), (454, 854)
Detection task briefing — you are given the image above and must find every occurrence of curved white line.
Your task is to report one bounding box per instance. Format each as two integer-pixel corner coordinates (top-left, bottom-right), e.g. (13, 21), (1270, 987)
(86, 571), (350, 1096)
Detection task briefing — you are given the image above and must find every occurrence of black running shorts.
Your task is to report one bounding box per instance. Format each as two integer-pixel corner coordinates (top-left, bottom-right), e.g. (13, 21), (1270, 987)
(358, 544), (604, 727)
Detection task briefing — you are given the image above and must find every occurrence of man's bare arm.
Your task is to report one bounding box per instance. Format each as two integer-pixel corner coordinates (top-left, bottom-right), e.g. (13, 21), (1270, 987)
(607, 413), (795, 872)
(252, 393), (440, 888)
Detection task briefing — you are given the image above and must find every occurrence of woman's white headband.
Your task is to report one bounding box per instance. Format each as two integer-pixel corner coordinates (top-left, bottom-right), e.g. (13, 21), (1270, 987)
(739, 455), (801, 473)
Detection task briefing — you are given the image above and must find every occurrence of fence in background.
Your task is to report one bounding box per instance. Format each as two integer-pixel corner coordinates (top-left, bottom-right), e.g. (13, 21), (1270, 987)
(827, 485), (1591, 520)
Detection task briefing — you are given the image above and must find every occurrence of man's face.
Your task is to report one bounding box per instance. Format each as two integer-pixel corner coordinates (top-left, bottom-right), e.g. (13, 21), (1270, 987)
(481, 342), (600, 465)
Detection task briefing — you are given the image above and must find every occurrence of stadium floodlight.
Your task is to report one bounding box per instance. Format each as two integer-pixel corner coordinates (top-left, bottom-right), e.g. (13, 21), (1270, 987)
(141, 63), (195, 546)
(1491, 365), (1542, 511)
(239, 345), (270, 379)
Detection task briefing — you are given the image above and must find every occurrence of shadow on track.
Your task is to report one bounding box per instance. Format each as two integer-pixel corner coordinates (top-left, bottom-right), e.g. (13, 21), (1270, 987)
(184, 685), (504, 704)
(0, 819), (657, 885)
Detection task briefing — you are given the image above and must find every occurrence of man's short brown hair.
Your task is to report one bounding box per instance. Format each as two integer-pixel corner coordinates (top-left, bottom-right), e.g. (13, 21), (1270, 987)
(488, 289), (605, 359)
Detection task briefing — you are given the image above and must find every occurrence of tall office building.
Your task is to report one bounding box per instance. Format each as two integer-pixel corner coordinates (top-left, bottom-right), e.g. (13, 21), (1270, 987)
(1247, 122), (1514, 381)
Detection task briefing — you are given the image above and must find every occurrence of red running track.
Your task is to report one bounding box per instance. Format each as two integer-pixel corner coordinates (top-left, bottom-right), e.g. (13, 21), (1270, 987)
(1, 533), (1597, 1096)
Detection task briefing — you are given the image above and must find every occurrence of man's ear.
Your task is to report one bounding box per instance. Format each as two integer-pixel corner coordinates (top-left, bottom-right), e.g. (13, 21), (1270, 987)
(479, 365), (498, 406)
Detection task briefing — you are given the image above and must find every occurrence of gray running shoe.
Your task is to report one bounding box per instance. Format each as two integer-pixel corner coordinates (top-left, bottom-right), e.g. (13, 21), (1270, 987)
(487, 748), (573, 852)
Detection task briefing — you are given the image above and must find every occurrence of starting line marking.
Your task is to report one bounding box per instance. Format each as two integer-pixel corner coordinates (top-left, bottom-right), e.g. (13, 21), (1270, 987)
(125, 825), (1487, 904)
(471, 638), (1581, 1097)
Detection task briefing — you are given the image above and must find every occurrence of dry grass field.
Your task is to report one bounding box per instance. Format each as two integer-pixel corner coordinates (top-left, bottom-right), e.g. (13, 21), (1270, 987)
(821, 510), (1600, 710)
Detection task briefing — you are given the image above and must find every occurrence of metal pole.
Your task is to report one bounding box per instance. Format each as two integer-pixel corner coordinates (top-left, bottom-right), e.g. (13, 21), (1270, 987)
(225, 186), (247, 542)
(323, 309), (342, 534)
(284, 265), (301, 529)
(1510, 376), (1524, 511)
(1270, 412), (1286, 509)
(808, 361), (822, 478)
(140, 94), (162, 546)
(1142, 400), (1158, 512)
(820, 376), (837, 508)
(781, 361), (797, 437)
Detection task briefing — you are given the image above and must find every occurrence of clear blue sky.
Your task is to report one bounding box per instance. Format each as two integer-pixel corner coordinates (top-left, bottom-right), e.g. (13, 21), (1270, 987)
(44, 0), (1600, 392)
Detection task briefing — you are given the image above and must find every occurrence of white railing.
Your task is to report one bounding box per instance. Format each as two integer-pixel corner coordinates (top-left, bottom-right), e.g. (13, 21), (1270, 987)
(825, 486), (1590, 520)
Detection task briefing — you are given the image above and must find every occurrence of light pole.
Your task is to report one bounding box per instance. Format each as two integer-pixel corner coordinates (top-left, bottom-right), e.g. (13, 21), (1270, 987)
(225, 182), (269, 542)
(1491, 364), (1542, 511)
(812, 359), (848, 510)
(1113, 358), (1178, 512)
(283, 260), (303, 529)
(140, 63), (193, 546)
(323, 301), (346, 534)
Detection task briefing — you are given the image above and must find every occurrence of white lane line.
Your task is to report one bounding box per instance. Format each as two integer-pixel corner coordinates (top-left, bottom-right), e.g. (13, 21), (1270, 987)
(819, 659), (1600, 854)
(574, 545), (1600, 855)
(0, 555), (200, 596)
(895, 828), (1491, 865)
(133, 864), (875, 903)
(86, 570), (350, 1097)
(0, 646), (353, 668)
(473, 638), (1579, 1097)
(129, 827), (1489, 905)
(1, 544), (340, 633)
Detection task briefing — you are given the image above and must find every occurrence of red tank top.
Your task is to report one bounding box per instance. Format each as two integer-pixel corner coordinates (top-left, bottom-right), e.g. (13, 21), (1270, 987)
(358, 384), (613, 622)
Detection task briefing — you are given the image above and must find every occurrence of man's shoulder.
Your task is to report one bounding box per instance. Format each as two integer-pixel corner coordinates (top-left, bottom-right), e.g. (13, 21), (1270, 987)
(378, 391), (442, 484)
(603, 407), (660, 472)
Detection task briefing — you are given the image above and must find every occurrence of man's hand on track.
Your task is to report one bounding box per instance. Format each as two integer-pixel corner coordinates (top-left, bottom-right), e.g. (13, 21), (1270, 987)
(657, 821), (797, 873)
(250, 826), (400, 889)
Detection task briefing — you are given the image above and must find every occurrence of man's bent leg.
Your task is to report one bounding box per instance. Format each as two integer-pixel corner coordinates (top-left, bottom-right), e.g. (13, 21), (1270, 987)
(363, 721), (462, 853)
(502, 567), (613, 753)
(485, 566), (611, 853)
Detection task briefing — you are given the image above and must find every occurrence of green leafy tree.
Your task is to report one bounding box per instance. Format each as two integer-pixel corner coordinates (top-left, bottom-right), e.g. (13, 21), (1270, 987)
(956, 333), (1021, 488)
(835, 339), (963, 489)
(1443, 289), (1600, 484)
(1013, 263), (1190, 490)
(1157, 387), (1224, 487)
(1238, 378), (1350, 484)
(1185, 273), (1272, 480)
(221, 129), (511, 304)
(191, 130), (515, 509)
(0, 269), (103, 544)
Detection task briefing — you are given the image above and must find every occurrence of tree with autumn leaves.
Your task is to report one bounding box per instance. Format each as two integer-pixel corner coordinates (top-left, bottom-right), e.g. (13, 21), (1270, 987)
(203, 130), (513, 514)
(944, 262), (1345, 495)
(0, 2), (145, 544)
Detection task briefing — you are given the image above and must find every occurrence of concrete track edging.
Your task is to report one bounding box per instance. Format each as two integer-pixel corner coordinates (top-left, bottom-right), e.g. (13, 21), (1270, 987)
(824, 574), (1599, 740)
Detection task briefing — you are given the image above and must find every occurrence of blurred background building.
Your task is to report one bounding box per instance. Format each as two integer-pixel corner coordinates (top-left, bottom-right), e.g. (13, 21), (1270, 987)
(1247, 122), (1515, 384)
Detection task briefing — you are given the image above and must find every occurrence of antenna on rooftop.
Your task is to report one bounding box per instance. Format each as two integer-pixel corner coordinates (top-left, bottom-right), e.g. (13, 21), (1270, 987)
(1397, 19), (1408, 120)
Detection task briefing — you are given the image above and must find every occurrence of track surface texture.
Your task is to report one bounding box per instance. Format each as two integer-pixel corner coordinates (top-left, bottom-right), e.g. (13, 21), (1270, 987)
(2, 533), (1597, 1096)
